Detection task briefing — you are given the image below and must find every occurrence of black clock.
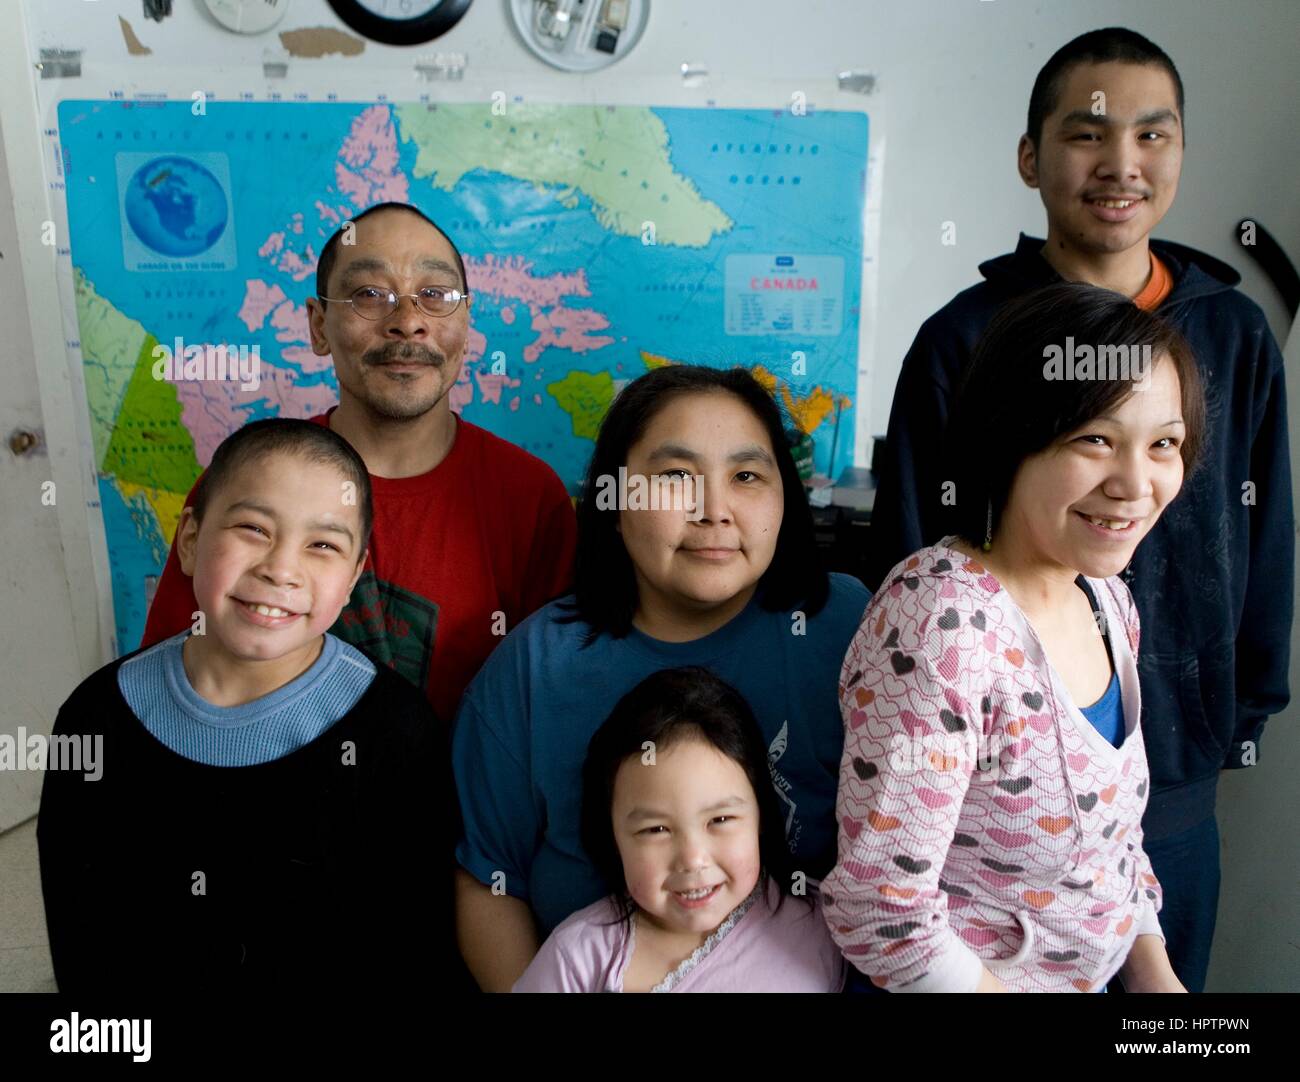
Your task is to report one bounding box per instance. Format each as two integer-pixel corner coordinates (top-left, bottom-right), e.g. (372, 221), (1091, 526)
(326, 0), (473, 46)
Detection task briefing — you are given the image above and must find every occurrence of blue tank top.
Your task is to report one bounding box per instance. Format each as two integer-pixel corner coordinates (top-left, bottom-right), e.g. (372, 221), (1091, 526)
(1074, 578), (1125, 748)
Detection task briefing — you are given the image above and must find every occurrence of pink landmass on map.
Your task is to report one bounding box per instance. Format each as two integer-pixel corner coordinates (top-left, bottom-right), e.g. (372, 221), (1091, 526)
(291, 213), (304, 235)
(167, 362), (337, 467)
(270, 299), (316, 346)
(464, 326), (487, 365)
(316, 200), (341, 225)
(468, 254), (592, 311)
(172, 387), (255, 466)
(239, 280), (288, 332)
(252, 364), (338, 420)
(447, 325), (488, 414)
(259, 233), (285, 259)
(524, 307), (614, 362)
(465, 254), (614, 365)
(474, 370), (522, 405)
(277, 244), (317, 282)
(336, 105), (409, 208)
(270, 300), (305, 341)
(237, 281), (331, 374)
(279, 343), (333, 376)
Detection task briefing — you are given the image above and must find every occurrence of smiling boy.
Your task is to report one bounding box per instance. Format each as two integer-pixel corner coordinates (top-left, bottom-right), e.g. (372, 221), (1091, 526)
(38, 420), (457, 991)
(864, 28), (1292, 991)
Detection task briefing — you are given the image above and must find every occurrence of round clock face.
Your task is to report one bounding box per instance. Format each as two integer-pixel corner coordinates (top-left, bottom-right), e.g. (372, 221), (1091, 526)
(326, 0), (473, 46)
(202, 0), (292, 35)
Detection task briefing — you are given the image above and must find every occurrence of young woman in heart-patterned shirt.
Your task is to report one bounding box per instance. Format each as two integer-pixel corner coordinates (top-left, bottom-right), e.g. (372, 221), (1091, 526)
(825, 283), (1205, 992)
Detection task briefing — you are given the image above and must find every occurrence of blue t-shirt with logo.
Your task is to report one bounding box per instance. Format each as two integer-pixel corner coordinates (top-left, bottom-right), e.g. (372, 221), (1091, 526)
(452, 573), (871, 936)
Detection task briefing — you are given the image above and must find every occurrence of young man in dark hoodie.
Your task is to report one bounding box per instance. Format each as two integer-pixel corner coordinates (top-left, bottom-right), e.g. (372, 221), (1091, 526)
(865, 28), (1292, 992)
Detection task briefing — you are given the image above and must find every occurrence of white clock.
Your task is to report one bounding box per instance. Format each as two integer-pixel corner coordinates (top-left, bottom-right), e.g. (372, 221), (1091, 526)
(202, 0), (293, 35)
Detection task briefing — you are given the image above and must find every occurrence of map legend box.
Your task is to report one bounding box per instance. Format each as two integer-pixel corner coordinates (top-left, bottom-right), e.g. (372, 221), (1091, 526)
(724, 254), (845, 336)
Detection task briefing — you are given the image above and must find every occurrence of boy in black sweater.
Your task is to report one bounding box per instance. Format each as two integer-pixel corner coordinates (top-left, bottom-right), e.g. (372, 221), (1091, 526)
(38, 419), (460, 991)
(865, 29), (1292, 991)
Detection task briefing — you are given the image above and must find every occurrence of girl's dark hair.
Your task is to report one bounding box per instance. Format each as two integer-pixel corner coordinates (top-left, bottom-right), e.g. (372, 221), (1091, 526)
(943, 281), (1205, 548)
(563, 364), (828, 640)
(580, 666), (809, 929)
(189, 418), (374, 557)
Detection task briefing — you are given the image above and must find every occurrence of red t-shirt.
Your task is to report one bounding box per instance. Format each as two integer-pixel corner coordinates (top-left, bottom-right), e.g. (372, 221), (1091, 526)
(140, 411), (577, 723)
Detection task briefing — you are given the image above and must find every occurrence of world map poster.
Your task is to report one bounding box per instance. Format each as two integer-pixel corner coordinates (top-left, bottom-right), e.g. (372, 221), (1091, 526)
(56, 100), (870, 652)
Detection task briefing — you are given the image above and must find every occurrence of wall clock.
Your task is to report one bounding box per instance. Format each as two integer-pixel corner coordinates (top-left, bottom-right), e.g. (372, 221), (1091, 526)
(201, 0), (293, 35)
(325, 0), (474, 46)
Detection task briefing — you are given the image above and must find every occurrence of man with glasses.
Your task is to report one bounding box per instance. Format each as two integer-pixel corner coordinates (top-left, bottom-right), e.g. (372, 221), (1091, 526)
(141, 202), (578, 726)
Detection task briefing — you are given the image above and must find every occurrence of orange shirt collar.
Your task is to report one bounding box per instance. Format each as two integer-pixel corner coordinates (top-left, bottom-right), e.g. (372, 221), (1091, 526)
(1133, 251), (1173, 311)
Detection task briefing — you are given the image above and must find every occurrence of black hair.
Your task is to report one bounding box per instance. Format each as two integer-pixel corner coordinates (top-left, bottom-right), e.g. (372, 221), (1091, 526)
(189, 418), (374, 559)
(580, 666), (811, 930)
(1026, 27), (1185, 147)
(562, 364), (829, 641)
(315, 201), (468, 304)
(943, 281), (1205, 549)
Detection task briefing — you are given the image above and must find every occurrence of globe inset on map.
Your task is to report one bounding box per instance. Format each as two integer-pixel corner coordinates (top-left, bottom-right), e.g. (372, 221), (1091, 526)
(123, 156), (228, 257)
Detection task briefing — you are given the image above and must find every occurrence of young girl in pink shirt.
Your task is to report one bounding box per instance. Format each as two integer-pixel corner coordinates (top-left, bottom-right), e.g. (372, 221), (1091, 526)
(514, 667), (845, 992)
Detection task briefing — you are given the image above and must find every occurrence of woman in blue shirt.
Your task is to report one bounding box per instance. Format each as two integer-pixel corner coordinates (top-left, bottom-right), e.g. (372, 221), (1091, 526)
(452, 364), (870, 990)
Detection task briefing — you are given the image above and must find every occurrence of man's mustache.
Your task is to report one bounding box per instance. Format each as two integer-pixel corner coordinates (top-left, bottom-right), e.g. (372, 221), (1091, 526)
(362, 344), (445, 367)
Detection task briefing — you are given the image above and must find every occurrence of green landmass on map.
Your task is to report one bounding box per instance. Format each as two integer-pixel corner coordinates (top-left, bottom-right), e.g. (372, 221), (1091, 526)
(547, 369), (617, 440)
(395, 104), (733, 247)
(77, 272), (201, 559)
(76, 269), (150, 467)
(101, 338), (201, 495)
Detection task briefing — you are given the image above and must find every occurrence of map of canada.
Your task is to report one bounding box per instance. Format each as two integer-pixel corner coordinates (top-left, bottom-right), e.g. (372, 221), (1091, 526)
(58, 100), (869, 651)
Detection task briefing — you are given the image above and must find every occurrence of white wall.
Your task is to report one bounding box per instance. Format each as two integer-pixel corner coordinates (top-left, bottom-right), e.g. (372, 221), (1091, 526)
(5, 0), (1297, 988)
(1212, 317), (1300, 993)
(0, 0), (116, 833)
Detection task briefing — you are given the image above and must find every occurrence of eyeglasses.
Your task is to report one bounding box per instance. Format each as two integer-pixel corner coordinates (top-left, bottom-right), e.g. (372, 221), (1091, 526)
(319, 285), (471, 320)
